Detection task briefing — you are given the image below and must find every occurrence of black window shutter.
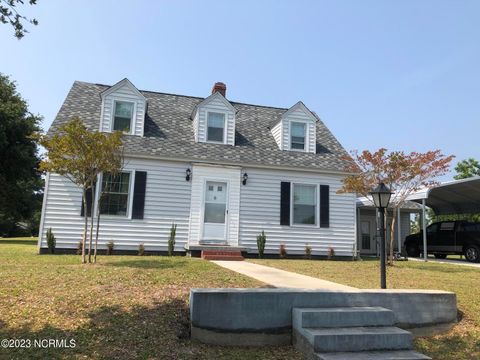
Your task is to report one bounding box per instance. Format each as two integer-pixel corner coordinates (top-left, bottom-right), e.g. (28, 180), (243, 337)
(320, 185), (330, 228)
(132, 171), (147, 219)
(80, 183), (95, 217)
(280, 182), (291, 226)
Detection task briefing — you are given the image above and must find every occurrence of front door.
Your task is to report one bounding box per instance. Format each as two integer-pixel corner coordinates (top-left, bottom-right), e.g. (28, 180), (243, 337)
(202, 181), (228, 244)
(360, 220), (376, 254)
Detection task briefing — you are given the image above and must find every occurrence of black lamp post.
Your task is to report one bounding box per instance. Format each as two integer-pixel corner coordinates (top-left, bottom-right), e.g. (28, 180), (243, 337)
(369, 182), (392, 289)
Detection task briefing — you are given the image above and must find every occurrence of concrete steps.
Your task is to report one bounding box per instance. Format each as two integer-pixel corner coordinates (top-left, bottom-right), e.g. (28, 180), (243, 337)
(315, 350), (431, 360)
(201, 250), (244, 261)
(293, 307), (431, 360)
(293, 307), (395, 328)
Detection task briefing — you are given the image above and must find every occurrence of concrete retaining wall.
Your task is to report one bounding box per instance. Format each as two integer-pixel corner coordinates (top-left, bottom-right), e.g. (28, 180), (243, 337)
(190, 288), (457, 346)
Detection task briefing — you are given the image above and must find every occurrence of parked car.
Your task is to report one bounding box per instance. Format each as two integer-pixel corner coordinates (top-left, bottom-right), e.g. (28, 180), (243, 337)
(404, 220), (480, 263)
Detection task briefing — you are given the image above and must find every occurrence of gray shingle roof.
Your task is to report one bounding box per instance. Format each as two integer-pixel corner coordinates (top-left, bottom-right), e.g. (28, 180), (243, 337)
(49, 81), (353, 172)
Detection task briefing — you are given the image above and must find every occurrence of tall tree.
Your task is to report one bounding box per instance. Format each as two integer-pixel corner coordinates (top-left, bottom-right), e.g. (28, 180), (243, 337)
(0, 0), (38, 39)
(454, 158), (480, 180)
(39, 118), (123, 263)
(0, 73), (42, 236)
(340, 148), (454, 264)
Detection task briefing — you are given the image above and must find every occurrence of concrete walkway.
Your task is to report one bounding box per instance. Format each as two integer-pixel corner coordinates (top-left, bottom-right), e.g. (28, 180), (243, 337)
(212, 260), (356, 291)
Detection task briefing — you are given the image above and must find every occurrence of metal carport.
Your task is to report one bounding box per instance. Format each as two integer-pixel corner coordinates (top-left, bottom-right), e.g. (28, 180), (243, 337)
(407, 176), (480, 261)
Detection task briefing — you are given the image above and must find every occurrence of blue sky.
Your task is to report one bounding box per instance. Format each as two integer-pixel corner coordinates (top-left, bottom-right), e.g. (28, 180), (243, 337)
(1, 0), (479, 179)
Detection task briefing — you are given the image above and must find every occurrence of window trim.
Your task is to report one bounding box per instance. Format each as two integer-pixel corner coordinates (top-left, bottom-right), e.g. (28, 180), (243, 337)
(206, 110), (228, 144)
(95, 170), (135, 219)
(289, 120), (308, 152)
(290, 182), (319, 227)
(111, 98), (136, 135)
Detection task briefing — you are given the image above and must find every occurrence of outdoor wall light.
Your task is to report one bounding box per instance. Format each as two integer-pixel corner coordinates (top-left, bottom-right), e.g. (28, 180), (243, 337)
(186, 168), (191, 181)
(242, 173), (248, 185)
(369, 182), (392, 289)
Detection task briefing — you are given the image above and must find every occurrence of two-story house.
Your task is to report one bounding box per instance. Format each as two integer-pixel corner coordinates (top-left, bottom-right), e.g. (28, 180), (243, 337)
(38, 79), (356, 257)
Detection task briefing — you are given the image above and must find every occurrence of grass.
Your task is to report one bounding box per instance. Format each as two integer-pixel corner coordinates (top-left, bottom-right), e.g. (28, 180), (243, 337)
(0, 238), (299, 359)
(249, 257), (480, 360)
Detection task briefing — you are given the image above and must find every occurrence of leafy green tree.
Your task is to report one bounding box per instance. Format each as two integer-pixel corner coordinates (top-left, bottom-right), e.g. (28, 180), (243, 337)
(454, 158), (480, 180)
(0, 73), (42, 236)
(0, 0), (38, 39)
(40, 118), (123, 263)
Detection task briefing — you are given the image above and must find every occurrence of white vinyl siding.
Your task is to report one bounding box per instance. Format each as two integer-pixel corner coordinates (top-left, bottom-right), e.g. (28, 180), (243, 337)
(195, 94), (235, 145)
(38, 160), (356, 256)
(38, 158), (191, 252)
(192, 111), (199, 142)
(270, 121), (282, 149)
(239, 168), (356, 256)
(100, 82), (146, 136)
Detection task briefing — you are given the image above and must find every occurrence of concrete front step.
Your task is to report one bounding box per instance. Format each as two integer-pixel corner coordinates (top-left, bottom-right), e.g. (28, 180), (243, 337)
(315, 350), (431, 360)
(293, 307), (395, 328)
(303, 326), (412, 352)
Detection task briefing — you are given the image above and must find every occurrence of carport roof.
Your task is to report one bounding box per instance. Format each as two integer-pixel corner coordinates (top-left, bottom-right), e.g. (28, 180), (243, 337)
(407, 176), (480, 215)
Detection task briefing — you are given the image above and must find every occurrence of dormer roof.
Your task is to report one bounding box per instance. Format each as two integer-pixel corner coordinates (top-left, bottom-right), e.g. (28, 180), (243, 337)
(190, 91), (236, 119)
(100, 78), (146, 100)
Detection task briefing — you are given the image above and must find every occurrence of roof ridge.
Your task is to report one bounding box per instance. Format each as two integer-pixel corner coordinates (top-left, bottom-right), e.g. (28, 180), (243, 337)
(74, 80), (289, 111)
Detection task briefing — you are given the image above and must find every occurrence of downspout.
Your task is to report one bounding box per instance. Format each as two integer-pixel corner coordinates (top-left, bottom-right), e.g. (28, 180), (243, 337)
(37, 172), (50, 254)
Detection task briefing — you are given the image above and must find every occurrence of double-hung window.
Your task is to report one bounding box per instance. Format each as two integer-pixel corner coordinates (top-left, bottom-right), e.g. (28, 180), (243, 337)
(292, 184), (317, 225)
(207, 112), (225, 143)
(290, 122), (306, 150)
(113, 101), (134, 133)
(100, 172), (131, 216)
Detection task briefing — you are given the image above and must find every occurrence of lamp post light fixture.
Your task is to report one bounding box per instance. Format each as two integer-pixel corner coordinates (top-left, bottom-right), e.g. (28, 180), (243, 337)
(186, 168), (191, 181)
(369, 182), (392, 289)
(242, 173), (248, 185)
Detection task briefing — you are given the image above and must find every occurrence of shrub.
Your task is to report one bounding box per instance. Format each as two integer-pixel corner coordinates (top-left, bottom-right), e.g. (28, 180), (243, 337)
(138, 243), (145, 256)
(106, 241), (114, 255)
(76, 239), (83, 255)
(305, 243), (312, 259)
(279, 244), (287, 258)
(256, 230), (266, 258)
(168, 223), (177, 256)
(46, 228), (56, 254)
(327, 246), (335, 260)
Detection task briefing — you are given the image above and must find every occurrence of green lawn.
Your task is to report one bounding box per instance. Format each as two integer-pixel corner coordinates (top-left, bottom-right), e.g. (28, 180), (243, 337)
(249, 258), (480, 360)
(0, 238), (299, 359)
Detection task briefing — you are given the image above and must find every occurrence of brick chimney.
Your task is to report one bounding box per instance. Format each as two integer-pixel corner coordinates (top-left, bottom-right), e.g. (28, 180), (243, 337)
(211, 82), (226, 97)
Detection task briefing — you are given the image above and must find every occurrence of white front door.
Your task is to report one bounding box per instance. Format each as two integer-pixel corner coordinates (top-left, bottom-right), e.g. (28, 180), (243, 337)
(203, 181), (228, 243)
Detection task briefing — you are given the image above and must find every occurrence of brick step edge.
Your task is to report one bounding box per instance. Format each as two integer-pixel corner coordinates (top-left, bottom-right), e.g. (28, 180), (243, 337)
(202, 255), (244, 261)
(201, 251), (242, 256)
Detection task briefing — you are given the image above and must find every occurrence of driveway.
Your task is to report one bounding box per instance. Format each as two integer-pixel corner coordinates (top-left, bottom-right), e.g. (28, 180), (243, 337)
(409, 256), (480, 268)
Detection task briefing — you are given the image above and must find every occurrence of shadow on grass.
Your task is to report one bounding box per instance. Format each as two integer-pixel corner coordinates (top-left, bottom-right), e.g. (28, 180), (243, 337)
(414, 331), (480, 360)
(106, 259), (188, 269)
(0, 299), (191, 360)
(0, 239), (37, 245)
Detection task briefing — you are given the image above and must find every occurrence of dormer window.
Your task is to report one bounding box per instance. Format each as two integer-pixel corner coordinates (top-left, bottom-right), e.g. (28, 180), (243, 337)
(113, 100), (134, 133)
(207, 112), (226, 143)
(290, 122), (306, 151)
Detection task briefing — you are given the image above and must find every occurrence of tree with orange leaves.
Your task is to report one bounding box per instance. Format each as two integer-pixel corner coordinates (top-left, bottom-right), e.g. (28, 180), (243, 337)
(339, 148), (454, 264)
